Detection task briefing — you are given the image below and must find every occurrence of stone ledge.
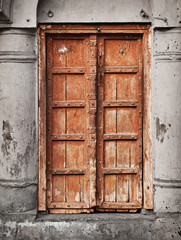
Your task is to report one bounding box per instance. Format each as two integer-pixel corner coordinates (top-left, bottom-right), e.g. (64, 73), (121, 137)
(36, 211), (156, 222)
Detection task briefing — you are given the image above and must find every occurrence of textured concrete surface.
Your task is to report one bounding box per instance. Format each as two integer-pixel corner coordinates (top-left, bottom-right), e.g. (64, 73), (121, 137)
(0, 0), (181, 239)
(1, 213), (181, 240)
(0, 28), (38, 216)
(37, 0), (152, 23)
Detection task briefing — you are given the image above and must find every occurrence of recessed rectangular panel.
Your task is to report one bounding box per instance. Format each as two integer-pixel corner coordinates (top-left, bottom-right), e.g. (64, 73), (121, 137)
(52, 175), (65, 202)
(53, 39), (84, 67)
(67, 141), (85, 168)
(67, 75), (85, 101)
(130, 175), (139, 203)
(66, 175), (84, 203)
(67, 108), (85, 134)
(117, 74), (137, 101)
(52, 141), (65, 168)
(53, 39), (66, 67)
(104, 40), (138, 66)
(67, 40), (84, 67)
(104, 108), (116, 133)
(52, 108), (65, 134)
(104, 175), (116, 202)
(104, 141), (116, 167)
(104, 74), (117, 101)
(117, 108), (137, 133)
(117, 175), (129, 202)
(117, 141), (138, 168)
(104, 74), (138, 101)
(52, 75), (65, 101)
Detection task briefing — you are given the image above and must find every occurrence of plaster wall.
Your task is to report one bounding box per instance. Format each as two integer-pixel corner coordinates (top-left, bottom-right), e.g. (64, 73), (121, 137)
(0, 0), (181, 239)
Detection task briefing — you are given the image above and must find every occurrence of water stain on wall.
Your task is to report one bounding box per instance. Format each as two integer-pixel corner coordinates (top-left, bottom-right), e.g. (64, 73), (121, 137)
(156, 117), (167, 143)
(1, 120), (15, 156)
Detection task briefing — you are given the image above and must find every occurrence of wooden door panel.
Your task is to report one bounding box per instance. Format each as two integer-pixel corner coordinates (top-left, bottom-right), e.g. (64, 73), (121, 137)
(117, 175), (129, 202)
(117, 108), (138, 133)
(47, 35), (97, 213)
(66, 141), (85, 168)
(104, 108), (138, 133)
(104, 141), (116, 167)
(52, 109), (66, 134)
(104, 39), (138, 66)
(67, 108), (85, 134)
(52, 75), (66, 101)
(104, 175), (116, 202)
(104, 74), (138, 101)
(52, 39), (84, 67)
(117, 141), (138, 167)
(52, 74), (85, 101)
(52, 141), (65, 168)
(52, 175), (65, 202)
(67, 75), (85, 101)
(97, 35), (143, 211)
(66, 175), (84, 203)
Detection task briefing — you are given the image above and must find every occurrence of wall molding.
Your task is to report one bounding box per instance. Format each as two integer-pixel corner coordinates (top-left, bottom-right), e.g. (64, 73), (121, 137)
(154, 178), (181, 188)
(0, 51), (37, 62)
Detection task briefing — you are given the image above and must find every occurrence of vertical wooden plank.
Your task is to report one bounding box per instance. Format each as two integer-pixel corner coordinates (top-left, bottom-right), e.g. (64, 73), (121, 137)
(117, 175), (129, 202)
(104, 108), (116, 133)
(97, 36), (104, 206)
(104, 175), (116, 202)
(66, 141), (84, 168)
(52, 75), (65, 101)
(104, 141), (116, 167)
(67, 75), (85, 101)
(52, 175), (65, 202)
(66, 175), (81, 203)
(67, 108), (85, 134)
(38, 27), (47, 211)
(52, 141), (65, 169)
(104, 74), (116, 100)
(46, 35), (54, 207)
(52, 109), (65, 134)
(89, 35), (97, 208)
(136, 36), (143, 206)
(117, 108), (138, 133)
(143, 28), (153, 209)
(117, 74), (137, 101)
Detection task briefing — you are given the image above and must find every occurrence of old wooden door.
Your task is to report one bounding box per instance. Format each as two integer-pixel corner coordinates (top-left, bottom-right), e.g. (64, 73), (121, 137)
(96, 35), (143, 212)
(43, 26), (144, 213)
(46, 34), (97, 213)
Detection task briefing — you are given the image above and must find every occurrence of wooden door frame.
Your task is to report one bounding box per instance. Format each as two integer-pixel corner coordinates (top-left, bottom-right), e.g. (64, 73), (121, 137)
(38, 24), (153, 211)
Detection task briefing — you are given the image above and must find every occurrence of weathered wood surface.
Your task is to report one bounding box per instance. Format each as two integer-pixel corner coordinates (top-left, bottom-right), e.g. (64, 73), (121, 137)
(96, 34), (143, 212)
(38, 24), (152, 213)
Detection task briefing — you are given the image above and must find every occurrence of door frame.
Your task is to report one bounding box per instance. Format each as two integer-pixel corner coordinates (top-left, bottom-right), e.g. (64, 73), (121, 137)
(38, 24), (153, 211)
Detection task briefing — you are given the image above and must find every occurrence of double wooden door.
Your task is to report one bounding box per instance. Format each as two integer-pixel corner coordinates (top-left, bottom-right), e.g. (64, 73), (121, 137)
(46, 31), (143, 213)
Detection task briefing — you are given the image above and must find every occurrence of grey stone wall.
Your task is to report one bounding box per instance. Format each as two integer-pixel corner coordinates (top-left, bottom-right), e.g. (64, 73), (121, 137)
(0, 0), (181, 239)
(0, 28), (38, 217)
